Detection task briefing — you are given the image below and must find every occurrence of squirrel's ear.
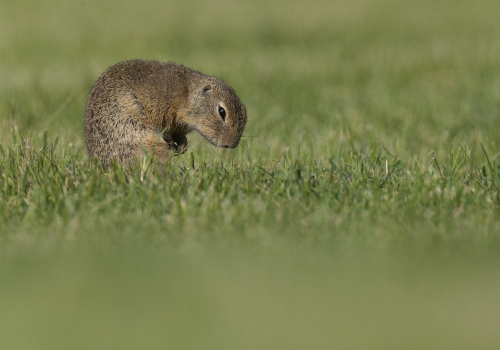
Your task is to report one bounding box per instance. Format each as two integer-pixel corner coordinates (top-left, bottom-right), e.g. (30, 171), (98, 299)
(202, 85), (212, 94)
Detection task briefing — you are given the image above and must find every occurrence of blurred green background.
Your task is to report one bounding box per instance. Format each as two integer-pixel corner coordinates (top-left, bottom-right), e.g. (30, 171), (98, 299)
(2, 0), (500, 348)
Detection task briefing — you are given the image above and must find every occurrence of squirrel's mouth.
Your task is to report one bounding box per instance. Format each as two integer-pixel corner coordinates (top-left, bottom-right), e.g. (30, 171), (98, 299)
(216, 137), (240, 149)
(198, 129), (240, 149)
(211, 140), (238, 149)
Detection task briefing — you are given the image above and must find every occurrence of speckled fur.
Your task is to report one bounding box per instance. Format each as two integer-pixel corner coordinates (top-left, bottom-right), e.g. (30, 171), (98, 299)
(84, 59), (247, 168)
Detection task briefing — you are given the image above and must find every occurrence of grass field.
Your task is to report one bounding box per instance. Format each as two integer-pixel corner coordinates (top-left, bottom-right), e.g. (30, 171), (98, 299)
(2, 0), (500, 348)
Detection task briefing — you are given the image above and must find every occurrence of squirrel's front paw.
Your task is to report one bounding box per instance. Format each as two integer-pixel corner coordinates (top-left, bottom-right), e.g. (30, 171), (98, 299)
(164, 132), (188, 155)
(172, 133), (188, 155)
(173, 142), (188, 155)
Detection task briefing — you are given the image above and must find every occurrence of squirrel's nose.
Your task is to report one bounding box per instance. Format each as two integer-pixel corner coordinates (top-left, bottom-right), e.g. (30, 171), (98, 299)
(220, 138), (239, 148)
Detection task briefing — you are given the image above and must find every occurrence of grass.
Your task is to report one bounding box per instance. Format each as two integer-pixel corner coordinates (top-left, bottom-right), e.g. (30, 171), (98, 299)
(2, 0), (500, 348)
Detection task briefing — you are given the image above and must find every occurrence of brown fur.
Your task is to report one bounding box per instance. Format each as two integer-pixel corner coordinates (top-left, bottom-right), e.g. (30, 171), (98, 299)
(84, 59), (247, 168)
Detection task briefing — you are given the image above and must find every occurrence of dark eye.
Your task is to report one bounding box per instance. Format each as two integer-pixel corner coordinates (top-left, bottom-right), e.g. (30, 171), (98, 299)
(218, 106), (226, 121)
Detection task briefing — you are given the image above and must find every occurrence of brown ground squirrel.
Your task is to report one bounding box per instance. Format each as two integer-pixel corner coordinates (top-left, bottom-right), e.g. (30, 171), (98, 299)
(84, 59), (247, 168)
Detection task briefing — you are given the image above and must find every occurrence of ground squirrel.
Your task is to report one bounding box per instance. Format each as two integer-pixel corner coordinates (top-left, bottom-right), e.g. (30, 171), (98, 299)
(84, 59), (247, 167)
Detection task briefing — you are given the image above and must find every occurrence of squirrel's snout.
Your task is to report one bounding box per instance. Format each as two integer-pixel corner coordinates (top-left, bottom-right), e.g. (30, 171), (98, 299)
(220, 140), (239, 148)
(219, 134), (241, 149)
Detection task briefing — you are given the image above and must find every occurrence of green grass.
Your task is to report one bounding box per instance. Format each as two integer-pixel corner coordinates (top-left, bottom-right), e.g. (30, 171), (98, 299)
(2, 0), (500, 348)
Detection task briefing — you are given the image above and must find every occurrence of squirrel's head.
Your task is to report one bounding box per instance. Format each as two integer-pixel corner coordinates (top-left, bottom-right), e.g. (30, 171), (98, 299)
(180, 77), (247, 149)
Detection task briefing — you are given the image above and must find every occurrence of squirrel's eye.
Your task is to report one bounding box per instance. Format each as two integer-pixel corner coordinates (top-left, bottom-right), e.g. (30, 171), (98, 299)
(218, 106), (226, 121)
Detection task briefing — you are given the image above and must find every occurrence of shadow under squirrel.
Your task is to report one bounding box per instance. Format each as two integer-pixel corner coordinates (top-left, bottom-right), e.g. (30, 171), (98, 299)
(84, 59), (247, 168)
